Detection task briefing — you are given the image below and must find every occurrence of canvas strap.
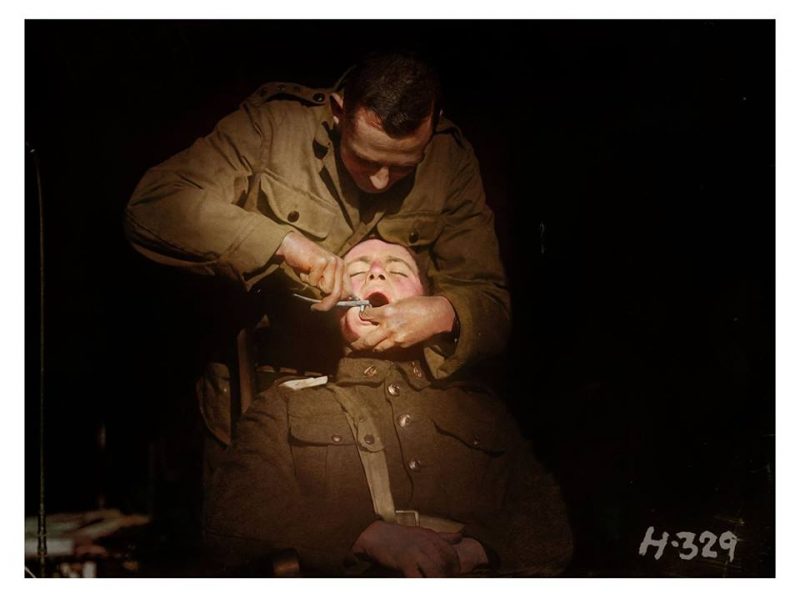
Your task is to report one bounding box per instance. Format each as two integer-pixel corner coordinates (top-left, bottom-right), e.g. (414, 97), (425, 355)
(330, 387), (463, 533)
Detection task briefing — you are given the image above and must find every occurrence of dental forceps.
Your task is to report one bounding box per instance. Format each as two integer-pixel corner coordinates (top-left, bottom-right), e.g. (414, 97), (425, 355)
(291, 293), (371, 312)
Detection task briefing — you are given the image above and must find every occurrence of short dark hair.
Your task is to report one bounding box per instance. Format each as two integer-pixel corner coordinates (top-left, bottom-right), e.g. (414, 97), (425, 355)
(343, 51), (442, 137)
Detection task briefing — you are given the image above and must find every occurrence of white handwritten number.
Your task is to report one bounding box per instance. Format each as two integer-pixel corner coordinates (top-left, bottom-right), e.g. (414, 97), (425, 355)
(718, 531), (738, 562)
(641, 527), (737, 562)
(638, 526), (668, 560)
(675, 531), (699, 560)
(699, 531), (718, 558)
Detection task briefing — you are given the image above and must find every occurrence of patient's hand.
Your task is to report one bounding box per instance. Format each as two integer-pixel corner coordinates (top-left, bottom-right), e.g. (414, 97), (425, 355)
(452, 537), (489, 574)
(352, 521), (489, 576)
(352, 520), (461, 577)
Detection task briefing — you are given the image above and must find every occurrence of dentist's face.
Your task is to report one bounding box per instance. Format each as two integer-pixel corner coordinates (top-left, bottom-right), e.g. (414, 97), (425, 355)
(340, 239), (424, 345)
(339, 106), (431, 194)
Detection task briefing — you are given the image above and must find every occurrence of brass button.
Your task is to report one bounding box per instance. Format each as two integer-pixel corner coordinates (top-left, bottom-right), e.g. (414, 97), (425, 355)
(287, 210), (300, 222)
(363, 365), (378, 377)
(411, 363), (423, 378)
(408, 459), (422, 472)
(312, 92), (325, 103)
(409, 230), (419, 243)
(331, 434), (342, 443)
(363, 434), (375, 445)
(387, 383), (400, 397)
(397, 414), (412, 428)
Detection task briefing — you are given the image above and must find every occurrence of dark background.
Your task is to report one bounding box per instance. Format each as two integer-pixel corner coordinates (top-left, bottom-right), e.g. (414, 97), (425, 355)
(25, 20), (774, 576)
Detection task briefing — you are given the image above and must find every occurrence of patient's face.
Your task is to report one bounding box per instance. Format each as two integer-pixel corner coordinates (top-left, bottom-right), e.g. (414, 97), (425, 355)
(340, 239), (425, 345)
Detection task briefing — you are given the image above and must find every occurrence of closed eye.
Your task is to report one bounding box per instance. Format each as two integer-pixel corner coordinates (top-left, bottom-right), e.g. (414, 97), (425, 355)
(389, 271), (408, 277)
(349, 271), (367, 278)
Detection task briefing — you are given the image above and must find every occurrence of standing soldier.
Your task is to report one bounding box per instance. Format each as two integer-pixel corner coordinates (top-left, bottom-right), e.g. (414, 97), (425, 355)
(125, 51), (510, 471)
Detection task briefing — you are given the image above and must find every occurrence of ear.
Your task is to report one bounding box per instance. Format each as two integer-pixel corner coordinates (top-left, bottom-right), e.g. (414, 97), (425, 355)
(330, 92), (345, 126)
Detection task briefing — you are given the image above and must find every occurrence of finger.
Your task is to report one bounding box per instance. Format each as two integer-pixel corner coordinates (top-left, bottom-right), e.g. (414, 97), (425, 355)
(358, 306), (386, 323)
(425, 537), (460, 575)
(416, 553), (446, 578)
(318, 257), (338, 293)
(325, 258), (344, 301)
(417, 541), (452, 577)
(324, 257), (346, 296)
(311, 292), (339, 312)
(430, 543), (460, 577)
(373, 337), (397, 353)
(311, 260), (347, 312)
(438, 532), (464, 545)
(350, 326), (390, 352)
(402, 564), (423, 578)
(306, 257), (328, 288)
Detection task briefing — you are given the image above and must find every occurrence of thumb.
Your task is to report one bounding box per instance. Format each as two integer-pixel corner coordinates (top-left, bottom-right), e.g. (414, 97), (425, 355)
(359, 306), (383, 322)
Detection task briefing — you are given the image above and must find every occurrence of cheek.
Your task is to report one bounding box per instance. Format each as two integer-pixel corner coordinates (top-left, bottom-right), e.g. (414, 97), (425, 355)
(395, 278), (425, 299)
(340, 308), (359, 342)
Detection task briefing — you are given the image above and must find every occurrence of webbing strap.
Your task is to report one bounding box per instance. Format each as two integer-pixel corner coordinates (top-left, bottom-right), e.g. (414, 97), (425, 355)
(330, 387), (464, 533)
(331, 388), (396, 523)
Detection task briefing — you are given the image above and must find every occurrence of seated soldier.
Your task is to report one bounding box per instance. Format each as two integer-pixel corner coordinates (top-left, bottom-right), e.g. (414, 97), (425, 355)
(204, 239), (573, 577)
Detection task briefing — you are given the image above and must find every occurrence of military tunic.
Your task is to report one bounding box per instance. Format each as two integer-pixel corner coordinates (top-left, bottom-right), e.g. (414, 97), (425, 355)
(204, 357), (573, 576)
(125, 81), (511, 384)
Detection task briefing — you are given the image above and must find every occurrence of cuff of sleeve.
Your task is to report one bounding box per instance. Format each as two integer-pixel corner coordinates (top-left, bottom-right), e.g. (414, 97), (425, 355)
(423, 288), (475, 379)
(219, 213), (296, 291)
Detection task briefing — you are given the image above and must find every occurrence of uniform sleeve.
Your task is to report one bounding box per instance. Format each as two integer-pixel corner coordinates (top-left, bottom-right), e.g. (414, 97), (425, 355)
(460, 425), (574, 576)
(424, 146), (512, 379)
(124, 102), (295, 291)
(203, 388), (377, 575)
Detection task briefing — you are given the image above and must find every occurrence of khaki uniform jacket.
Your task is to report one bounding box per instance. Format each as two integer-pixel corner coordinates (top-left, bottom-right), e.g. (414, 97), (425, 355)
(125, 81), (511, 383)
(204, 357), (573, 576)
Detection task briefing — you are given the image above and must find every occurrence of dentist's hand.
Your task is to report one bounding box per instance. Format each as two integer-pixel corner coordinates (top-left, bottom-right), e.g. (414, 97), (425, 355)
(276, 231), (353, 311)
(350, 295), (456, 352)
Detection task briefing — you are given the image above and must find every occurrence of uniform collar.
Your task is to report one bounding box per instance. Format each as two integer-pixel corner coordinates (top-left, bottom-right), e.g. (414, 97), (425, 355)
(312, 102), (335, 159)
(334, 355), (433, 391)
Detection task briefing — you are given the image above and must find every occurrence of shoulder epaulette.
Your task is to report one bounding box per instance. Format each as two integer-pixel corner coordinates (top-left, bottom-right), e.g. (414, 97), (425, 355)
(248, 81), (329, 107)
(434, 115), (466, 148)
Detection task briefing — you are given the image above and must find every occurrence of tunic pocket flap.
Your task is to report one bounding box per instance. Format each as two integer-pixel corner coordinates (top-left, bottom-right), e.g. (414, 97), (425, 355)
(289, 415), (355, 446)
(376, 212), (443, 248)
(260, 172), (336, 239)
(430, 411), (507, 454)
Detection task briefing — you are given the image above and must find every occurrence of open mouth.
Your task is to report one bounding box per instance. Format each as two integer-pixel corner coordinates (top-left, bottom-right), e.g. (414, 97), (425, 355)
(365, 292), (390, 308)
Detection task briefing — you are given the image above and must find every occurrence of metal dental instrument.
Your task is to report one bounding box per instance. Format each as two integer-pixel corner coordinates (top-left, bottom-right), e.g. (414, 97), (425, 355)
(292, 293), (371, 312)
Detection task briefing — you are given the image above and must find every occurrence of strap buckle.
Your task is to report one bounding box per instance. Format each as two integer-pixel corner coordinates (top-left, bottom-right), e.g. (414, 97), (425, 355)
(395, 509), (420, 527)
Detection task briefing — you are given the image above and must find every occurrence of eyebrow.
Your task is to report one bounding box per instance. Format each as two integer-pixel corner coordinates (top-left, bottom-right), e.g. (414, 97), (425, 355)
(348, 255), (417, 272)
(351, 148), (424, 169)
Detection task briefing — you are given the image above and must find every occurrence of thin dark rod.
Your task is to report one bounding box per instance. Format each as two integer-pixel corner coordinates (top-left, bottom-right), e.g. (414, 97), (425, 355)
(30, 145), (48, 577)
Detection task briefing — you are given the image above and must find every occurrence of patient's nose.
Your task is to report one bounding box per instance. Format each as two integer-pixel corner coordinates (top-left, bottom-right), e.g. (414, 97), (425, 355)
(367, 261), (387, 281)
